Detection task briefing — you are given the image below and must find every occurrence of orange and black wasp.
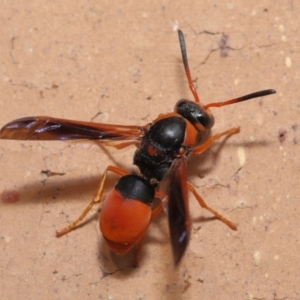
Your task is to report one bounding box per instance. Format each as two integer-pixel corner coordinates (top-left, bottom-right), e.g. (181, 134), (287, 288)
(0, 30), (276, 266)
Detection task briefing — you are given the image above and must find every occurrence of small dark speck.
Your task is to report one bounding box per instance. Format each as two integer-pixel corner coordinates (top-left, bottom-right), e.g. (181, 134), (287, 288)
(272, 111), (277, 116)
(219, 33), (229, 57)
(278, 129), (287, 143)
(146, 95), (153, 100)
(198, 172), (205, 179)
(263, 8), (268, 12)
(291, 123), (298, 131)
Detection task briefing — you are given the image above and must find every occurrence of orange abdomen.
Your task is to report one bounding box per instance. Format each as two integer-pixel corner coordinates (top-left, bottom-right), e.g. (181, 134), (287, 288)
(100, 189), (151, 255)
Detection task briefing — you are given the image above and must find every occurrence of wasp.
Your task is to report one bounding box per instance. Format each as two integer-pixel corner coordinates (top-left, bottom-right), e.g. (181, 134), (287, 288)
(0, 30), (276, 266)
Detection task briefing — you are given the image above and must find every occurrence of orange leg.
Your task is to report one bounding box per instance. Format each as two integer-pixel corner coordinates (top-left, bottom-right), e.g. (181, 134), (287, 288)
(56, 165), (129, 237)
(192, 127), (240, 155)
(187, 183), (237, 230)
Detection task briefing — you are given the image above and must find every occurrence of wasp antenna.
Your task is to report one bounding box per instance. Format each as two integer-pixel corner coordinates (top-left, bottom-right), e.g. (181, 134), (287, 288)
(204, 89), (276, 109)
(178, 30), (200, 103)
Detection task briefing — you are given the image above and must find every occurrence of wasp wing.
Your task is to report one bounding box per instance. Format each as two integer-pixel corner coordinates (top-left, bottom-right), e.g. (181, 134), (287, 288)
(160, 156), (191, 266)
(0, 116), (145, 141)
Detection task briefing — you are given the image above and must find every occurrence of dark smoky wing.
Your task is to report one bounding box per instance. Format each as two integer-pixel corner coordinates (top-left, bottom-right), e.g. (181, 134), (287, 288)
(0, 116), (144, 141)
(161, 156), (191, 266)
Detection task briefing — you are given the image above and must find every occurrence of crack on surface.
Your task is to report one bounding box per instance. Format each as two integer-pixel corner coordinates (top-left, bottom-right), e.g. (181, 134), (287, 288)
(8, 79), (39, 90)
(189, 249), (204, 261)
(40, 169), (66, 185)
(41, 170), (66, 177)
(189, 28), (236, 62)
(197, 41), (277, 66)
(91, 111), (103, 121)
(61, 273), (82, 281)
(193, 178), (229, 189)
(99, 266), (121, 279)
(231, 204), (255, 212)
(10, 36), (18, 64)
(7, 61), (60, 99)
(232, 166), (243, 181)
(189, 27), (278, 66)
(8, 79), (60, 97)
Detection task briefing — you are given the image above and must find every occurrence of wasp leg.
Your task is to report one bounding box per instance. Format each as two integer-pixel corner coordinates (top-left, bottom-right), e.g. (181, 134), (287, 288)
(187, 183), (237, 230)
(56, 165), (129, 237)
(192, 127), (240, 155)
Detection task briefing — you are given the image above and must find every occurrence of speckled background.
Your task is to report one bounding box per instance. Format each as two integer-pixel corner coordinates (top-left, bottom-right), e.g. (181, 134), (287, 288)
(0, 1), (299, 299)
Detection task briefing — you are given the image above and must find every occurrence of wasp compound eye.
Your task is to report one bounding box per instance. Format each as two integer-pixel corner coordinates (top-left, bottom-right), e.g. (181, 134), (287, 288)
(175, 99), (215, 131)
